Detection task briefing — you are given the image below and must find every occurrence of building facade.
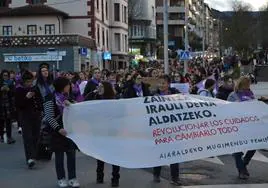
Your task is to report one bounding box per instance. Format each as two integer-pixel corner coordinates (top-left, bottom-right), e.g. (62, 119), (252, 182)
(2, 0), (128, 71)
(0, 1), (95, 71)
(129, 0), (157, 58)
(155, 0), (220, 55)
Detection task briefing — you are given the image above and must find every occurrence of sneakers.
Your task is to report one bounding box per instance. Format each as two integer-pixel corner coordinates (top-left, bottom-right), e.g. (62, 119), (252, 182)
(57, 179), (68, 188)
(153, 175), (161, 183)
(18, 127), (22, 134)
(68, 179), (80, 188)
(27, 159), (35, 169)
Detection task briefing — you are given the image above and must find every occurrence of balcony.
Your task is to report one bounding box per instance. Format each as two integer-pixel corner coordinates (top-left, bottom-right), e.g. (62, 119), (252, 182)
(157, 19), (185, 25)
(156, 6), (185, 13)
(0, 34), (96, 49)
(129, 26), (156, 40)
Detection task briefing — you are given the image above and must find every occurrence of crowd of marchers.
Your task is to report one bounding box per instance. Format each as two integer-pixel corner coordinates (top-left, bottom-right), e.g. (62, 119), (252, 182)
(0, 57), (266, 187)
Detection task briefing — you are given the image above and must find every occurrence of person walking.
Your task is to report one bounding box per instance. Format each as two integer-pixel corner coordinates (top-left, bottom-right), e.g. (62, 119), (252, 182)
(15, 71), (43, 168)
(153, 75), (181, 186)
(0, 70), (16, 144)
(83, 68), (101, 100)
(123, 73), (150, 98)
(227, 76), (256, 180)
(44, 77), (80, 188)
(93, 81), (121, 187)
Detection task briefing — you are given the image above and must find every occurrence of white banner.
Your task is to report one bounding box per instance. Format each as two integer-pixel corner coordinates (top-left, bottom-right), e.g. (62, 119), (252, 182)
(63, 95), (268, 168)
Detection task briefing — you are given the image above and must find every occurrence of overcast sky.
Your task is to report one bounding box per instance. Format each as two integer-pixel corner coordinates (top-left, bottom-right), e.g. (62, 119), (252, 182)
(205, 0), (267, 11)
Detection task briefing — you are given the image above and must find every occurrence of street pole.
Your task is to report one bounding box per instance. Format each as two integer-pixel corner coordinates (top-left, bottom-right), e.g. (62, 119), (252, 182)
(202, 2), (206, 67)
(184, 0), (189, 75)
(56, 50), (59, 70)
(163, 0), (169, 75)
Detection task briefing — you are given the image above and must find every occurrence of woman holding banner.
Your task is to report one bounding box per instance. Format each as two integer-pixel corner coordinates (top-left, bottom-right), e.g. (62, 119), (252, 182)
(227, 76), (256, 180)
(93, 81), (120, 187)
(153, 75), (182, 186)
(44, 77), (80, 188)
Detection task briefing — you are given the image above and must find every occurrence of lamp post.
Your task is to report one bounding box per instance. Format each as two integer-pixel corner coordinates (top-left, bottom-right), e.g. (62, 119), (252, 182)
(163, 0), (169, 74)
(184, 0), (189, 75)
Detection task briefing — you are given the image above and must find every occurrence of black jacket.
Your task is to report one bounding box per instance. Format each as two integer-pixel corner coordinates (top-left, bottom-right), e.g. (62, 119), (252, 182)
(15, 86), (43, 113)
(216, 86), (233, 101)
(83, 80), (99, 101)
(123, 82), (151, 98)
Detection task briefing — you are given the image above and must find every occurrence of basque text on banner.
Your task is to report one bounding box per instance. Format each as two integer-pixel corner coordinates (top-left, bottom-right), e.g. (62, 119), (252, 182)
(63, 95), (268, 168)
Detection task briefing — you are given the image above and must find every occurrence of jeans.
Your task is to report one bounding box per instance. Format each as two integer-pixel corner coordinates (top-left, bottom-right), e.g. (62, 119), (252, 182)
(21, 113), (41, 161)
(96, 160), (120, 180)
(0, 119), (12, 138)
(233, 150), (256, 171)
(153, 163), (179, 181)
(55, 151), (76, 180)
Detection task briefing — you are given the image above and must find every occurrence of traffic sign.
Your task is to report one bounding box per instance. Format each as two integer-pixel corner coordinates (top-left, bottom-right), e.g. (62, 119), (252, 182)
(180, 51), (190, 60)
(80, 48), (88, 56)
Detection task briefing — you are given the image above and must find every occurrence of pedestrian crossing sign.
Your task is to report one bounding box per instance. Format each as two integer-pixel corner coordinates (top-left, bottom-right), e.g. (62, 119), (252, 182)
(180, 51), (190, 60)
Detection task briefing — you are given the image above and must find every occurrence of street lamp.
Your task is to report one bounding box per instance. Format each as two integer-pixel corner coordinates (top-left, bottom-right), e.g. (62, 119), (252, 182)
(163, 0), (169, 74)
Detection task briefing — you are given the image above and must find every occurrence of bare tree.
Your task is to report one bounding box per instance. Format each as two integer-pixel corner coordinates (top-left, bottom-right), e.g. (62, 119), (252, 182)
(223, 0), (256, 57)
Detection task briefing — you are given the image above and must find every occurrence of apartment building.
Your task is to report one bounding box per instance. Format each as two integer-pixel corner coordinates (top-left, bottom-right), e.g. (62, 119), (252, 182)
(129, 0), (157, 57)
(3, 0), (128, 71)
(156, 0), (185, 51)
(0, 0), (96, 71)
(156, 0), (219, 53)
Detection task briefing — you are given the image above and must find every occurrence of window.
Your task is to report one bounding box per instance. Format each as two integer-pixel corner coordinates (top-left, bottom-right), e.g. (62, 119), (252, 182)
(124, 6), (127, 23)
(2, 26), (12, 36)
(106, 29), (109, 49)
(101, 0), (104, 21)
(114, 3), (120, 21)
(97, 25), (100, 46)
(122, 5), (124, 23)
(96, 0), (99, 10)
(125, 34), (128, 52)
(0, 0), (7, 7)
(45, 24), (55, 35)
(27, 25), (37, 35)
(105, 1), (108, 20)
(114, 33), (121, 51)
(102, 28), (105, 46)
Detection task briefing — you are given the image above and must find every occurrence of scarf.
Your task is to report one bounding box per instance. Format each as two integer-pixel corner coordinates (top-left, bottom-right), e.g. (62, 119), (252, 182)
(237, 90), (255, 102)
(133, 84), (143, 97)
(55, 92), (68, 115)
(92, 78), (100, 86)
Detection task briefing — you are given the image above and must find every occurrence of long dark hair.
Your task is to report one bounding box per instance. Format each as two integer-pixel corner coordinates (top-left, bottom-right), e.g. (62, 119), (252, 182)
(102, 81), (115, 99)
(36, 67), (53, 86)
(0, 69), (10, 84)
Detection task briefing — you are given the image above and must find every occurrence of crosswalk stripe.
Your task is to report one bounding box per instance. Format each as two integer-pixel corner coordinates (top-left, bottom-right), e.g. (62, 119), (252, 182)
(201, 157), (224, 165)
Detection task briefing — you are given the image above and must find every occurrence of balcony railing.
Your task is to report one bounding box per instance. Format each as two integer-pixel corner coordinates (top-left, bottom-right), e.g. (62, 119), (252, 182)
(0, 34), (96, 48)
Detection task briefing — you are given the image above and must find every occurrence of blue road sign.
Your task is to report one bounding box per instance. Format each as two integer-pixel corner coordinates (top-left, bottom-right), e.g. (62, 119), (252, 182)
(80, 48), (88, 56)
(180, 51), (190, 60)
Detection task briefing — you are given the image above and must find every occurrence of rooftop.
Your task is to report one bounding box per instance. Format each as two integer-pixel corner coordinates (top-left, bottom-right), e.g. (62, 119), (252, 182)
(0, 4), (69, 17)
